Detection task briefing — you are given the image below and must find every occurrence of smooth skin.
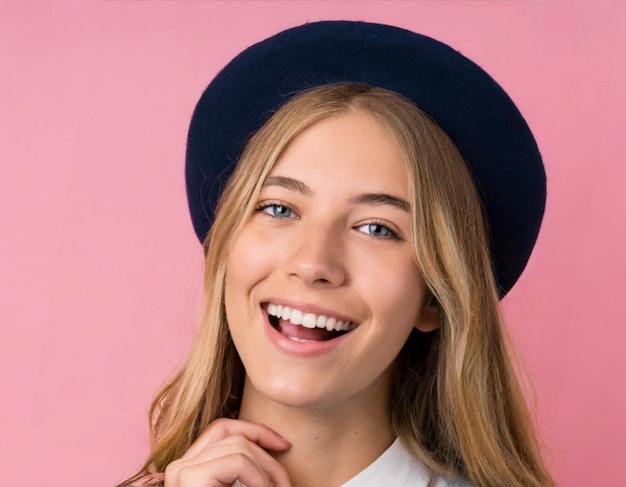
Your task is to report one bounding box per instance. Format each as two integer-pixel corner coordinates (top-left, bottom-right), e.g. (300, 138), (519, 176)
(166, 111), (438, 487)
(164, 419), (291, 487)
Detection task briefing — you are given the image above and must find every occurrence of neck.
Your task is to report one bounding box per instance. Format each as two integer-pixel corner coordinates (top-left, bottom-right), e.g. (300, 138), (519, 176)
(238, 379), (395, 487)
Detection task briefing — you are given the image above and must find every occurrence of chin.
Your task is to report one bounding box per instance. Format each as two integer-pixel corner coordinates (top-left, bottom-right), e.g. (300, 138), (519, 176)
(247, 373), (342, 411)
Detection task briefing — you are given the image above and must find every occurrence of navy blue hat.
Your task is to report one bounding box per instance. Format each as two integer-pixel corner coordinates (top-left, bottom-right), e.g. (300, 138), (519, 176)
(186, 21), (545, 297)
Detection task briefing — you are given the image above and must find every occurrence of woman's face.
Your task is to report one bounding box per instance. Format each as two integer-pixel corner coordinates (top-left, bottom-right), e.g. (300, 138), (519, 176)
(224, 110), (437, 413)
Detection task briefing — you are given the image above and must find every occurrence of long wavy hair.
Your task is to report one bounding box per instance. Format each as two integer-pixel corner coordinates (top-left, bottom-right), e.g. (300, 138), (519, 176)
(120, 84), (554, 487)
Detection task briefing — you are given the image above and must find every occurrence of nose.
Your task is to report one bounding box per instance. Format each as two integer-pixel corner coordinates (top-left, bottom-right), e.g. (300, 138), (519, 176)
(285, 222), (346, 287)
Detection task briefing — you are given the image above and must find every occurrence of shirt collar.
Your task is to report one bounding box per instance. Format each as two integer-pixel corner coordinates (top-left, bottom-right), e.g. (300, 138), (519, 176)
(339, 438), (436, 487)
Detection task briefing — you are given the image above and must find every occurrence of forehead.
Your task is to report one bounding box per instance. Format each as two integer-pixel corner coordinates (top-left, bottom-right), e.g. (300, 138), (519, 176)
(268, 110), (410, 197)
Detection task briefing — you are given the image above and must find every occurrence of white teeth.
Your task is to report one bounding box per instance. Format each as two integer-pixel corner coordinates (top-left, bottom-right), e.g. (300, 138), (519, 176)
(290, 309), (303, 325)
(302, 313), (317, 328)
(281, 306), (291, 320)
(316, 315), (327, 328)
(266, 304), (355, 332)
(326, 317), (336, 331)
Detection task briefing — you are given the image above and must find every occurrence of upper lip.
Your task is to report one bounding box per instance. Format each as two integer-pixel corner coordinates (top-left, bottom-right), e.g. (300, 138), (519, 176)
(261, 299), (359, 325)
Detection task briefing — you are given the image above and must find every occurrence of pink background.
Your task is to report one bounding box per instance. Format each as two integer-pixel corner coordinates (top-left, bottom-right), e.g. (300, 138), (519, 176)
(1, 1), (624, 485)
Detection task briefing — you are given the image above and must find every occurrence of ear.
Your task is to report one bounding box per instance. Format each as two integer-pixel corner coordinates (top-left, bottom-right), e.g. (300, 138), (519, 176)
(415, 295), (440, 332)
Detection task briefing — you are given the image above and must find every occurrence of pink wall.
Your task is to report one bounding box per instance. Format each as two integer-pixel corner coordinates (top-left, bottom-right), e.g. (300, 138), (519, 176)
(1, 1), (624, 485)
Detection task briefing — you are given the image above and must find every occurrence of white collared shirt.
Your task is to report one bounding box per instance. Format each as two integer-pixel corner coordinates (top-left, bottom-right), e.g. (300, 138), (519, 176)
(234, 438), (457, 487)
(338, 438), (449, 487)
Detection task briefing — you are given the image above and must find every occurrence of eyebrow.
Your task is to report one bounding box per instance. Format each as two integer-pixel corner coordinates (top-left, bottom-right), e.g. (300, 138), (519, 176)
(349, 193), (410, 212)
(263, 176), (313, 196)
(262, 175), (410, 212)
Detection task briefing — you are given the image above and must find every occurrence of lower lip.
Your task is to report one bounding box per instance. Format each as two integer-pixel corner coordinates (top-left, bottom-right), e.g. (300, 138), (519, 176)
(262, 307), (355, 357)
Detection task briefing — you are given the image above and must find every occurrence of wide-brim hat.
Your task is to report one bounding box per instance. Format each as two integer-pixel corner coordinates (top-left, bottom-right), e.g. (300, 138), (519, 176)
(185, 21), (545, 297)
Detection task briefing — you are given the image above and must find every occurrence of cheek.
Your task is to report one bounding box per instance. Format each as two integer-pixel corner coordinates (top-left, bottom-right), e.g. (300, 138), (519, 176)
(359, 254), (425, 326)
(224, 226), (282, 338)
(226, 228), (274, 293)
(224, 232), (258, 327)
(344, 267), (425, 398)
(228, 231), (263, 278)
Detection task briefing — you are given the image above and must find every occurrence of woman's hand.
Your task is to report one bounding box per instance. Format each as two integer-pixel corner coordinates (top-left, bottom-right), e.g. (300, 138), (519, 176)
(164, 418), (292, 487)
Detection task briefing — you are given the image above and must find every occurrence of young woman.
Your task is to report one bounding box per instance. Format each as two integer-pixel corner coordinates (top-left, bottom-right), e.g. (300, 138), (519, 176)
(120, 22), (554, 487)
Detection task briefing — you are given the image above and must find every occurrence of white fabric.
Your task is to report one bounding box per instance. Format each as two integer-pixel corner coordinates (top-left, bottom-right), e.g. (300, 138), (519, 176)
(338, 438), (447, 487)
(233, 438), (448, 487)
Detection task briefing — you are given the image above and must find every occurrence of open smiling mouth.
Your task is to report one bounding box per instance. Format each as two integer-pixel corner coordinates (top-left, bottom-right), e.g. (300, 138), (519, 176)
(265, 303), (358, 342)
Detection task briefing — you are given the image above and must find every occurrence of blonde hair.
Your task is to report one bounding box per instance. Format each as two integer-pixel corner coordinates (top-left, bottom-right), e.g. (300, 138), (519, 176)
(120, 84), (554, 487)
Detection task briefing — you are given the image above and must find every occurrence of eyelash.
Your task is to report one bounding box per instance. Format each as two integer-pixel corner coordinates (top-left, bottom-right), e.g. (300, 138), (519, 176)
(255, 200), (297, 219)
(254, 201), (401, 240)
(356, 220), (401, 240)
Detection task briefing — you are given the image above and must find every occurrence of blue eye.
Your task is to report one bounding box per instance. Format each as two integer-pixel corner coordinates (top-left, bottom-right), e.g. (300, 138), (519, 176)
(257, 203), (294, 219)
(358, 222), (398, 239)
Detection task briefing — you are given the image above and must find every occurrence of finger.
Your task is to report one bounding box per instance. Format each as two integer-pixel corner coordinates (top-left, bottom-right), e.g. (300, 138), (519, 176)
(130, 472), (165, 486)
(167, 452), (291, 487)
(218, 452), (291, 487)
(182, 419), (290, 460)
(190, 435), (292, 486)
